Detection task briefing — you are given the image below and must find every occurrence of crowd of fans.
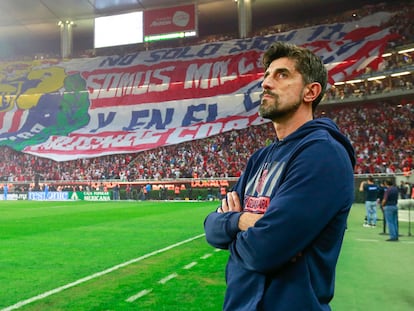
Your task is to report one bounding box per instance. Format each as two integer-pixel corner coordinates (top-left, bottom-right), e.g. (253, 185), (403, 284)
(1, 1), (413, 185)
(319, 100), (413, 175)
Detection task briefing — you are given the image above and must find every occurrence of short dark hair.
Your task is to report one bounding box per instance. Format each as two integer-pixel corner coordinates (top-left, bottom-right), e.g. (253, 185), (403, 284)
(262, 42), (328, 112)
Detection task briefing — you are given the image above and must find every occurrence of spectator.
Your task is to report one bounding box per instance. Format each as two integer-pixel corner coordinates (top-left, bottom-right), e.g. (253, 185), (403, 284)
(382, 179), (400, 241)
(359, 176), (380, 227)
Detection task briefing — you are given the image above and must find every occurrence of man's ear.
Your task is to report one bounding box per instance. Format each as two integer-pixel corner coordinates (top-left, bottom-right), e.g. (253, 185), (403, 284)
(303, 82), (322, 104)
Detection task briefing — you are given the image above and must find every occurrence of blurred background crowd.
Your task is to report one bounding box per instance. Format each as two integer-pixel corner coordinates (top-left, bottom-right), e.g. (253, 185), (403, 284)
(1, 1), (413, 189)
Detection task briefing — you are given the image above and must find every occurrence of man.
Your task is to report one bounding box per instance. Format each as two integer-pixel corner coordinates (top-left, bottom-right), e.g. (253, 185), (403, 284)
(3, 183), (8, 200)
(398, 180), (408, 199)
(204, 42), (355, 310)
(44, 183), (49, 200)
(382, 179), (399, 241)
(377, 180), (387, 234)
(359, 176), (380, 227)
(113, 183), (120, 200)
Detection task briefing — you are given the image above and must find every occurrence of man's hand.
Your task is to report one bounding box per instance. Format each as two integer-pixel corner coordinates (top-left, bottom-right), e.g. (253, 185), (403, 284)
(217, 191), (263, 231)
(220, 191), (242, 212)
(238, 213), (263, 231)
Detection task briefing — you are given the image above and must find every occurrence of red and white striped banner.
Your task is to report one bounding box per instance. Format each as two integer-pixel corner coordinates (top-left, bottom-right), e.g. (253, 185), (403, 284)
(0, 11), (398, 161)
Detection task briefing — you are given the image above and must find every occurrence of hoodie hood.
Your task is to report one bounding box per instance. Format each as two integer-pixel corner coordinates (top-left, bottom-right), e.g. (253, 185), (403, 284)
(281, 117), (356, 168)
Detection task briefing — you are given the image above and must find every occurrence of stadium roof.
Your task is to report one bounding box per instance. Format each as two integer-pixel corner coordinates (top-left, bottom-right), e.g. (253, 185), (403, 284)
(0, 0), (393, 57)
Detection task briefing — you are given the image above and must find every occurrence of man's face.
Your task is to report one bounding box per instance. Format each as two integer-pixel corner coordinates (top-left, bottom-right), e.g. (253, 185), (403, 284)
(259, 57), (306, 121)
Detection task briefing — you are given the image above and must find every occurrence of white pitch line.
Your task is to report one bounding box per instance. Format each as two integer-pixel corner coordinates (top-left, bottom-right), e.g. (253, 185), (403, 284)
(183, 262), (198, 270)
(356, 238), (380, 242)
(1, 233), (206, 311)
(158, 273), (178, 284)
(201, 253), (212, 259)
(126, 289), (153, 302)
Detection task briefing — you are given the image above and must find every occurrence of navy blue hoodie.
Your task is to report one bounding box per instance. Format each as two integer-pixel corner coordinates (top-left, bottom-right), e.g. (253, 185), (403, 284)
(204, 118), (355, 311)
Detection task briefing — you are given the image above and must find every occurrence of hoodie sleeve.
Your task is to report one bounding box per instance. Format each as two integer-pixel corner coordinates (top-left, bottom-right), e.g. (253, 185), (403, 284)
(203, 147), (263, 249)
(204, 211), (242, 249)
(228, 133), (355, 273)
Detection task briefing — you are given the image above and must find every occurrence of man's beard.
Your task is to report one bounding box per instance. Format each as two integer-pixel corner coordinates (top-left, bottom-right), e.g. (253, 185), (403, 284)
(259, 91), (302, 121)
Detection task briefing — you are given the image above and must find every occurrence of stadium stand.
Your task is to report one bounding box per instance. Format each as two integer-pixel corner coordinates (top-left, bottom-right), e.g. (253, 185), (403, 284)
(0, 1), (413, 194)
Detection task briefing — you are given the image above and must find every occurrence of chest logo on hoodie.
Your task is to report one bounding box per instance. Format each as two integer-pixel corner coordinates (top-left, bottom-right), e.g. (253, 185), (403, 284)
(244, 160), (285, 213)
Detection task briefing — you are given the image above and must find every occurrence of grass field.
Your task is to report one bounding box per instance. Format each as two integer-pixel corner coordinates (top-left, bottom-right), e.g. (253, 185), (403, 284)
(0, 200), (413, 311)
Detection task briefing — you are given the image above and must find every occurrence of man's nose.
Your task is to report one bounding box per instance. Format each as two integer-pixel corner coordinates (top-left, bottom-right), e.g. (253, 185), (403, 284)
(261, 76), (271, 90)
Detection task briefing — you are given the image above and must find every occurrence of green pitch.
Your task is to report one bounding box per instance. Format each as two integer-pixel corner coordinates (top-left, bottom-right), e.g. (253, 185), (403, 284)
(0, 200), (413, 310)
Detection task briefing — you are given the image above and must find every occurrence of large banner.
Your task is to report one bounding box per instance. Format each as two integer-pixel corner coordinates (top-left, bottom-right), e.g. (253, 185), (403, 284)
(0, 12), (398, 161)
